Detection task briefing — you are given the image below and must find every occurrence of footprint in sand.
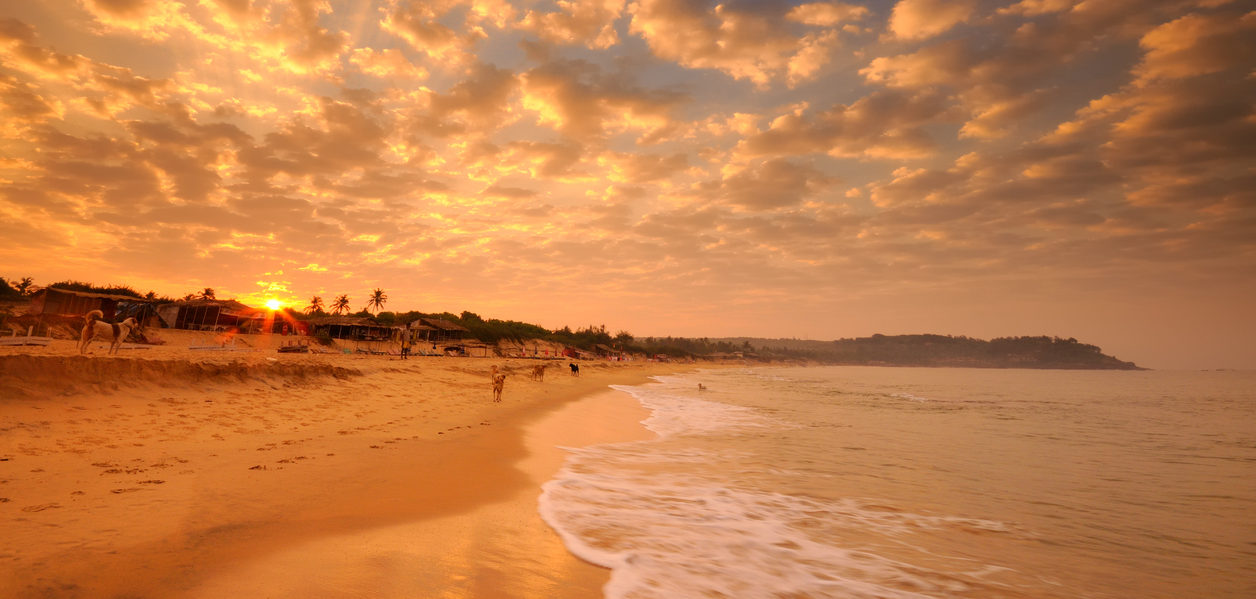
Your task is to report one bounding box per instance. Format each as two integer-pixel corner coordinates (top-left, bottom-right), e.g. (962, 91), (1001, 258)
(22, 503), (61, 512)
(110, 488), (141, 494)
(138, 480), (164, 485)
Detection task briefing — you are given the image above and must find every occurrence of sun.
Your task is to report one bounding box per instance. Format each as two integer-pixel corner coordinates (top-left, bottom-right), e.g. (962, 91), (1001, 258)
(264, 298), (282, 311)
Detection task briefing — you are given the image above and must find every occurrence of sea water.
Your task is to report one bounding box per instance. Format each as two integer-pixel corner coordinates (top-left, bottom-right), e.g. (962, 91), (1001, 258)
(538, 367), (1256, 598)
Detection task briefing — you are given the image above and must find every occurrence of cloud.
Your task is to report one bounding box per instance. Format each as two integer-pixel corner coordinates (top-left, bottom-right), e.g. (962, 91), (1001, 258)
(888, 0), (978, 41)
(1134, 10), (1256, 83)
(350, 47), (428, 80)
(786, 2), (870, 27)
(517, 0), (625, 49)
(709, 158), (838, 211)
(736, 90), (952, 159)
(520, 58), (684, 141)
(0, 17), (86, 77)
(628, 0), (858, 87)
(413, 61), (518, 138)
(381, 0), (488, 68)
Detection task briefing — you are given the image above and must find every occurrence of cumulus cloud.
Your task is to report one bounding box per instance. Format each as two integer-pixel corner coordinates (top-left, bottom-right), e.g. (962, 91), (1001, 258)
(628, 0), (859, 87)
(888, 0), (978, 41)
(517, 0), (625, 49)
(0, 0), (1251, 368)
(736, 90), (952, 159)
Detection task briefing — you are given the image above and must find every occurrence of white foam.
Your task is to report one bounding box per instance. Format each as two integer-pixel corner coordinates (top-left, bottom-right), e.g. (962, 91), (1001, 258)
(539, 458), (985, 599)
(539, 377), (1011, 598)
(609, 382), (775, 438)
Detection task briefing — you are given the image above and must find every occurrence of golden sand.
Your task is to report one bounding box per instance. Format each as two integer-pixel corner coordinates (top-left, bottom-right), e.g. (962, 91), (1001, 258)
(0, 332), (685, 598)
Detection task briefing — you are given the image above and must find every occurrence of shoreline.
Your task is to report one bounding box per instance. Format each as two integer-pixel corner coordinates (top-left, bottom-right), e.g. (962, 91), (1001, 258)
(0, 340), (686, 598)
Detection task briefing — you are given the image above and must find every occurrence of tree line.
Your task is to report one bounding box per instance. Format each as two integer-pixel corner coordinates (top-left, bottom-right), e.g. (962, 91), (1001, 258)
(2, 276), (1138, 367)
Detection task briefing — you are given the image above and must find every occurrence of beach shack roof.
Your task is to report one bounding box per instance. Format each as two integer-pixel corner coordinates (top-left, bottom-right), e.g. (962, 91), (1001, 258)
(308, 315), (395, 341)
(414, 318), (470, 332)
(27, 287), (155, 320)
(594, 343), (622, 354)
(408, 318), (470, 343)
(157, 299), (264, 331)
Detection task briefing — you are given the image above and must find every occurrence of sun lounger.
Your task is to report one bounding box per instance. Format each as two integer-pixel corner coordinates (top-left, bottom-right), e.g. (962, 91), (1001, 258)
(0, 327), (52, 346)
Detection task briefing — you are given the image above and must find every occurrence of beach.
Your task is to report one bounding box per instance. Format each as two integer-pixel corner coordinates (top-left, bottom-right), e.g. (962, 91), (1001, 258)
(0, 332), (681, 598)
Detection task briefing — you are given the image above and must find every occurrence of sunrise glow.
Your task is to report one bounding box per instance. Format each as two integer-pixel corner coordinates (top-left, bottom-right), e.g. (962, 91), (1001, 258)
(0, 1), (1252, 369)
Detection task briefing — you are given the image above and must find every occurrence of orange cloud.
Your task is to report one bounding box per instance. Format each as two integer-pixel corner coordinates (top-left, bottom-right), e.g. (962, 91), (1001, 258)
(888, 0), (978, 41)
(628, 0), (851, 88)
(517, 0), (624, 49)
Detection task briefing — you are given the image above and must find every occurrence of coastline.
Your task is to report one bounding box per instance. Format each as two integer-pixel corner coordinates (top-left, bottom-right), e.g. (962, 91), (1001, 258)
(0, 338), (684, 598)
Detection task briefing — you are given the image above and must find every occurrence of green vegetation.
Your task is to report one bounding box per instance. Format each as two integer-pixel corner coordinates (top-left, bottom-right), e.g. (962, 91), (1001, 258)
(4, 275), (1140, 368)
(719, 334), (1140, 369)
(0, 277), (22, 300)
(46, 280), (144, 298)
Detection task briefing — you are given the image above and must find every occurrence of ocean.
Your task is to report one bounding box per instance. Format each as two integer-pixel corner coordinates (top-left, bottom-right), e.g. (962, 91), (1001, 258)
(538, 366), (1256, 599)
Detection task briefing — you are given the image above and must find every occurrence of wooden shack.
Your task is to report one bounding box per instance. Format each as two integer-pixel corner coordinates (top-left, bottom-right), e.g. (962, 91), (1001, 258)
(308, 316), (396, 341)
(408, 318), (470, 345)
(27, 287), (155, 321)
(157, 299), (265, 333)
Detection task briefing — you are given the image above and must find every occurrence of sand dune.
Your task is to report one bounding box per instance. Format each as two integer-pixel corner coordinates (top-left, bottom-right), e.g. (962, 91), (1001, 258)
(0, 337), (687, 598)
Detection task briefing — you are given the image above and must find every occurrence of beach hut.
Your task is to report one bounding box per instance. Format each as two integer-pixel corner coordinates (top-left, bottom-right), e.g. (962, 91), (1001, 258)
(27, 287), (156, 321)
(409, 318), (470, 345)
(307, 315), (395, 341)
(157, 299), (266, 333)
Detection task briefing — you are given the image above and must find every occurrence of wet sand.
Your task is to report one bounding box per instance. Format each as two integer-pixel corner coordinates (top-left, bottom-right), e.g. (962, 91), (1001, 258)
(0, 333), (677, 598)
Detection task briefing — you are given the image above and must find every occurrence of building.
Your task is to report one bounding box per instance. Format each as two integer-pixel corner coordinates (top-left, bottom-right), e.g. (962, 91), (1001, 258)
(408, 318), (470, 345)
(27, 287), (156, 322)
(157, 299), (266, 333)
(307, 315), (396, 341)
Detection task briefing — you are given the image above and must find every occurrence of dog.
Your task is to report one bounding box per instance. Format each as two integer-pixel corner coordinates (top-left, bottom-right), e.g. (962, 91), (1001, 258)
(492, 374), (506, 402)
(79, 309), (139, 355)
(530, 364), (546, 381)
(568, 362), (580, 377)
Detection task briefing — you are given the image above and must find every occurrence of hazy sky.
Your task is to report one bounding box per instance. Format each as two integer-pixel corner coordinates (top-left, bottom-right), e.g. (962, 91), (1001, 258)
(1, 0), (1253, 369)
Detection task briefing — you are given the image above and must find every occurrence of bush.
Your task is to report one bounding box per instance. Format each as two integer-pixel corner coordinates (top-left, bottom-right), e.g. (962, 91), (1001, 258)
(314, 330), (335, 346)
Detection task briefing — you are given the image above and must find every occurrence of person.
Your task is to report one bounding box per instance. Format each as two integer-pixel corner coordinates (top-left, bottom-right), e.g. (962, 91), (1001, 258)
(400, 334), (411, 359)
(492, 374), (505, 402)
(569, 362), (580, 377)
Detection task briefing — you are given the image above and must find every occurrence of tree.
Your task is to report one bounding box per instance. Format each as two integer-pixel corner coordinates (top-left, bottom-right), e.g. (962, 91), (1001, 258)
(366, 288), (388, 314)
(306, 295), (325, 314)
(200, 287), (216, 300)
(331, 294), (350, 315)
(16, 276), (33, 295)
(0, 277), (20, 299)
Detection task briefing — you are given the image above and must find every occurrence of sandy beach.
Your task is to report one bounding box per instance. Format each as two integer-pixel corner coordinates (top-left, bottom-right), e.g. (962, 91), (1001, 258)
(0, 332), (686, 598)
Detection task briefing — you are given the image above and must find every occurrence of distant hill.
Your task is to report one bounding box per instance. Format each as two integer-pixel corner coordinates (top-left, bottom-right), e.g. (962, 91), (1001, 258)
(717, 334), (1142, 370)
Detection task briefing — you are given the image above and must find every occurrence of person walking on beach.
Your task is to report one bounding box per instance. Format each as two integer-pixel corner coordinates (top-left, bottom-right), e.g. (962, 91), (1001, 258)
(400, 334), (411, 360)
(492, 373), (505, 402)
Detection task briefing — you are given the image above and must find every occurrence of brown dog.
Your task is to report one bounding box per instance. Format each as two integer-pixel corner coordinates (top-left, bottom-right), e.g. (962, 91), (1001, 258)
(79, 310), (139, 355)
(530, 364), (545, 381)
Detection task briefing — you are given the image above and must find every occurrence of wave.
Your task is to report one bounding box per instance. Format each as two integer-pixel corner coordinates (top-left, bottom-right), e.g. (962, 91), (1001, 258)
(0, 355), (360, 398)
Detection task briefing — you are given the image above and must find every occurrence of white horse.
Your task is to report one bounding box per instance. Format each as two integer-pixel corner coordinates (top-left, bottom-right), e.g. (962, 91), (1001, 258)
(79, 309), (140, 355)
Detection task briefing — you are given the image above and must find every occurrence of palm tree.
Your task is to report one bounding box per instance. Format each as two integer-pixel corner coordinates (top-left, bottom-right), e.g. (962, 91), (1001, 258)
(366, 288), (388, 314)
(331, 294), (350, 315)
(200, 287), (216, 300)
(306, 295), (325, 315)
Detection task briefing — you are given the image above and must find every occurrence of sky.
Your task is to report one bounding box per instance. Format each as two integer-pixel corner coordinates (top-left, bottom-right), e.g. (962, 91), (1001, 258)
(0, 0), (1253, 370)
